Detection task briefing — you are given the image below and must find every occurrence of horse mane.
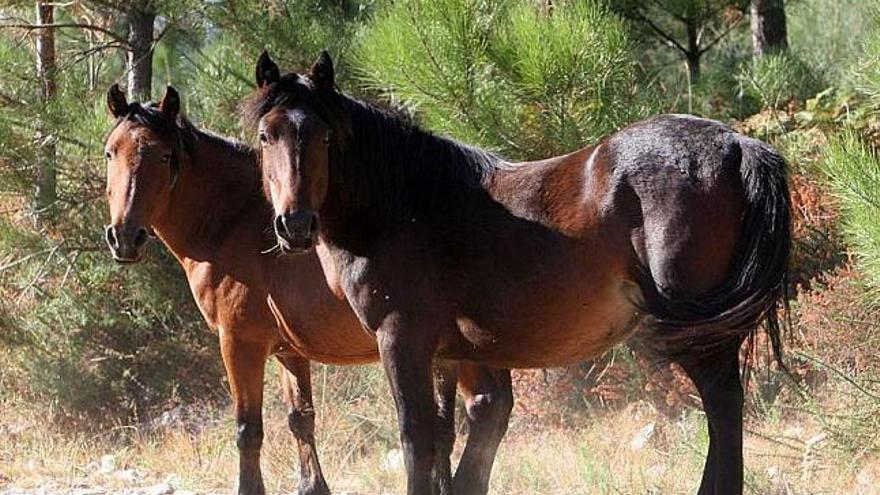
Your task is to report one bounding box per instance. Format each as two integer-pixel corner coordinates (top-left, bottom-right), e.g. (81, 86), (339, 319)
(111, 101), (257, 186)
(109, 102), (198, 187)
(110, 102), (199, 154)
(241, 73), (504, 225)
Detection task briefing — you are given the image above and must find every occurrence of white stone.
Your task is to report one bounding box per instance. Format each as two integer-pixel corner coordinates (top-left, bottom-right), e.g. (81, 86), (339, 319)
(629, 423), (655, 450)
(146, 483), (174, 495)
(382, 448), (405, 472)
(99, 455), (117, 474)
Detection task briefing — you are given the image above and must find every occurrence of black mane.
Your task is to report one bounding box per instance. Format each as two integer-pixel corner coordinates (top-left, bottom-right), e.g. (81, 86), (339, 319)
(242, 74), (504, 230)
(111, 102), (199, 153)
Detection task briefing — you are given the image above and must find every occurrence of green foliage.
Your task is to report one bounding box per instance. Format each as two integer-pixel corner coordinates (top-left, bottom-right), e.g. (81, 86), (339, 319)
(0, 7), (222, 423)
(686, 33), (754, 117)
(820, 132), (880, 294)
(739, 52), (824, 110)
(788, 0), (876, 85)
(183, 35), (255, 138)
(851, 4), (880, 109)
(356, 0), (655, 159)
(204, 0), (375, 84)
(179, 1), (375, 139)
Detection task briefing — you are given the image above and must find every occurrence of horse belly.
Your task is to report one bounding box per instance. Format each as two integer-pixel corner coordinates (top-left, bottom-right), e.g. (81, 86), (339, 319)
(449, 279), (644, 368)
(268, 295), (379, 364)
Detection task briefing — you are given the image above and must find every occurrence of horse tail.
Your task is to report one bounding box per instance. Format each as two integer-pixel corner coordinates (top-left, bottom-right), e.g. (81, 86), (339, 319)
(643, 136), (791, 370)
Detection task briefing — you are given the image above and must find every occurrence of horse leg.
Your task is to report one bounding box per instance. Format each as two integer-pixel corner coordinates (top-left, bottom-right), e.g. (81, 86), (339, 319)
(277, 355), (331, 495)
(453, 365), (513, 495)
(378, 316), (439, 495)
(432, 360), (458, 495)
(220, 331), (270, 495)
(680, 344), (744, 495)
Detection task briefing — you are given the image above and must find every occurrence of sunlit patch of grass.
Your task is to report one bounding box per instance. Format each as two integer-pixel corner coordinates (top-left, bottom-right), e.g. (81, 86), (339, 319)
(4, 362), (880, 495)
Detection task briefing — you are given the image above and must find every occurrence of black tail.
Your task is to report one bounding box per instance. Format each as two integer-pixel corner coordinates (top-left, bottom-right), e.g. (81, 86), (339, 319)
(644, 136), (791, 369)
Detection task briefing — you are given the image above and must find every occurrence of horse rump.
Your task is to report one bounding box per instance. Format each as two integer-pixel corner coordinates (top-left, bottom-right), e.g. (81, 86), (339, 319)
(640, 136), (791, 372)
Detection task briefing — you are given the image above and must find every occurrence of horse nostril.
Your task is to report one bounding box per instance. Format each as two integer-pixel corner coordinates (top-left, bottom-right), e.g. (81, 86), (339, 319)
(134, 228), (149, 248)
(105, 226), (118, 250)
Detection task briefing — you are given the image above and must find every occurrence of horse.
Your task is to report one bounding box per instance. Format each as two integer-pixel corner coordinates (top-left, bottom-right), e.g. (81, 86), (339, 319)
(245, 50), (791, 495)
(102, 84), (513, 495)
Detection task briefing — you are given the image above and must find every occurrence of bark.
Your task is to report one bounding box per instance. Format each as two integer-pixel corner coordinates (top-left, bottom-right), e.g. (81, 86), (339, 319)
(685, 16), (701, 83)
(751, 0), (788, 56)
(34, 1), (56, 222)
(126, 6), (155, 101)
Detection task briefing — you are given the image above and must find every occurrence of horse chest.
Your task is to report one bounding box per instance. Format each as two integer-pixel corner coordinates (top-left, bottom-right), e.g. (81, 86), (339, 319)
(185, 262), (265, 334)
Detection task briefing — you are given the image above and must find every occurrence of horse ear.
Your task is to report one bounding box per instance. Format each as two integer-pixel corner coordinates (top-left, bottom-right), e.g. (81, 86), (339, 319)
(309, 50), (335, 92)
(107, 83), (128, 118)
(159, 86), (180, 120)
(256, 50), (280, 88)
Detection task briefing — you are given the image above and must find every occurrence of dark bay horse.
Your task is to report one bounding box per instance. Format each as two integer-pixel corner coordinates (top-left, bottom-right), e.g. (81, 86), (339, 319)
(102, 85), (512, 495)
(246, 51), (791, 495)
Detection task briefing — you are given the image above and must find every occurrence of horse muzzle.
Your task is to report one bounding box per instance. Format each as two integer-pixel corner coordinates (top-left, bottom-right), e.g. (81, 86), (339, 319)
(105, 224), (149, 263)
(274, 209), (319, 255)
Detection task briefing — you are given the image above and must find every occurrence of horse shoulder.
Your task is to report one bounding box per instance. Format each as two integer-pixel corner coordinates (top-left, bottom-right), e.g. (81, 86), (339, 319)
(183, 259), (274, 339)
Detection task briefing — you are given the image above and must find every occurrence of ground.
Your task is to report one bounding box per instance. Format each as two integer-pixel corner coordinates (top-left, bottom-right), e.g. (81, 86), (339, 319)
(3, 380), (879, 495)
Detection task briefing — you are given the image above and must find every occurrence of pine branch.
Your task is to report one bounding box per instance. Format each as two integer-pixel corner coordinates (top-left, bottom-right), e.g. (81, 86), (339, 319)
(0, 21), (129, 46)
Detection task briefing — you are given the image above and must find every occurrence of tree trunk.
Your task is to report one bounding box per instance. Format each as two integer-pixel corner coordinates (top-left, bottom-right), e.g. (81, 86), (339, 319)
(685, 17), (701, 83)
(34, 1), (56, 222)
(126, 7), (155, 101)
(751, 0), (788, 56)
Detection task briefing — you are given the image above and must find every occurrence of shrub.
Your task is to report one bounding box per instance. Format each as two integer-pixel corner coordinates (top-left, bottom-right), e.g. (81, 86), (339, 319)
(0, 23), (223, 425)
(851, 4), (880, 110)
(788, 0), (876, 86)
(820, 131), (880, 296)
(739, 53), (824, 110)
(356, 0), (655, 160)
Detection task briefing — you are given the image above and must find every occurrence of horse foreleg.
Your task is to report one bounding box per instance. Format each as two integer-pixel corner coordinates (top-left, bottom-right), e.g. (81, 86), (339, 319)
(277, 355), (331, 495)
(378, 314), (439, 495)
(453, 365), (512, 495)
(220, 331), (270, 495)
(680, 344), (744, 495)
(432, 360), (458, 495)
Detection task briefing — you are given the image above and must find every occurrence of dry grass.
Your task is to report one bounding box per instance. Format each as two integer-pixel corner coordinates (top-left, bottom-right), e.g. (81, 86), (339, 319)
(3, 372), (879, 495)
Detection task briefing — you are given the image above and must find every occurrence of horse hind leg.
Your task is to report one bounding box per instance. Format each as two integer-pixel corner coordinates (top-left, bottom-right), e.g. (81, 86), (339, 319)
(277, 355), (331, 495)
(679, 343), (744, 495)
(432, 361), (458, 495)
(453, 365), (513, 495)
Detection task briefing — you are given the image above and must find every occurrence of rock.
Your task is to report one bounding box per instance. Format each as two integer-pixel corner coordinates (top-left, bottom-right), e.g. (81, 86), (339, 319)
(111, 469), (141, 483)
(629, 423), (655, 451)
(646, 464), (665, 479)
(382, 448), (405, 472)
(145, 483), (174, 495)
(70, 488), (104, 495)
(99, 455), (117, 474)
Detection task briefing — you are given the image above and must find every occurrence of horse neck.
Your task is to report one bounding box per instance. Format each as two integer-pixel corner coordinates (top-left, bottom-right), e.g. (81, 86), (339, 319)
(153, 131), (262, 262)
(322, 99), (496, 244)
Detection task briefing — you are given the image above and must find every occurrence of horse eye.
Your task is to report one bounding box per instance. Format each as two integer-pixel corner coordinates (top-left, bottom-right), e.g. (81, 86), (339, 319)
(104, 151), (112, 160)
(259, 132), (269, 145)
(162, 154), (171, 164)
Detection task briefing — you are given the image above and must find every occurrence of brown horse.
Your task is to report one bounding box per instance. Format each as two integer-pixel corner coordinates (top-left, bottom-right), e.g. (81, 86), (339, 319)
(102, 85), (513, 495)
(246, 51), (791, 495)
